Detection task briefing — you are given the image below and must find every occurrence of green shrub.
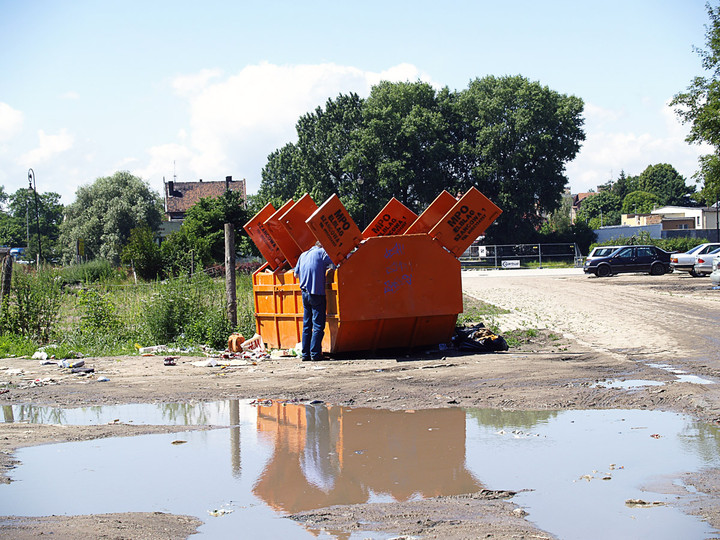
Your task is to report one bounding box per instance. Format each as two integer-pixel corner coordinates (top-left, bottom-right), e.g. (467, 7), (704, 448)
(60, 259), (121, 285)
(0, 334), (37, 357)
(0, 266), (63, 343)
(77, 288), (123, 333)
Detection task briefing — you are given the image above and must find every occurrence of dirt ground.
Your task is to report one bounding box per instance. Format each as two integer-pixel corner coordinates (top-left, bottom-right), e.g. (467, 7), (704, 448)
(1, 268), (720, 539)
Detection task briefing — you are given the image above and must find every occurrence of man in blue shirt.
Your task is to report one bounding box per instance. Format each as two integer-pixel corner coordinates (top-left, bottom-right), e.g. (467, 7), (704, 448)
(294, 242), (334, 361)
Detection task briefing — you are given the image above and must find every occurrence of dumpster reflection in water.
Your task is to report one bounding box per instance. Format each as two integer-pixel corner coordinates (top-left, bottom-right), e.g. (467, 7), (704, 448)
(253, 402), (481, 513)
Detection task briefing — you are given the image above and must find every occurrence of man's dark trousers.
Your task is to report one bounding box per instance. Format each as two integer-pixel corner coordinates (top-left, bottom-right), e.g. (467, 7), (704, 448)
(301, 290), (326, 360)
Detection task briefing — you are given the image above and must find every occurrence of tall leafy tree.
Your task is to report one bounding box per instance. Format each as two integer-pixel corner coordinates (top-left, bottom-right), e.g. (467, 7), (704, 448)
(162, 189), (249, 274)
(352, 81), (450, 221)
(621, 191), (660, 214)
(635, 163), (694, 206)
(671, 2), (720, 206)
(257, 76), (585, 243)
(576, 191), (622, 229)
(60, 171), (162, 263)
(0, 188), (64, 261)
(452, 75), (585, 241)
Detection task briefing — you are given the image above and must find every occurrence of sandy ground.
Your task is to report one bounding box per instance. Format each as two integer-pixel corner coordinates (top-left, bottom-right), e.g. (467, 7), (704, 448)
(1, 268), (720, 538)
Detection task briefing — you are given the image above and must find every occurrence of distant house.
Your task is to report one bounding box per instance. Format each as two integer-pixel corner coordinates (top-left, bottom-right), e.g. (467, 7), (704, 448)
(571, 192), (595, 223)
(164, 176), (247, 222)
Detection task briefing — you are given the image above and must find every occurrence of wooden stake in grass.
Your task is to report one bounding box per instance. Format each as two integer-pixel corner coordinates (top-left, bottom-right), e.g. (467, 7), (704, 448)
(225, 223), (237, 328)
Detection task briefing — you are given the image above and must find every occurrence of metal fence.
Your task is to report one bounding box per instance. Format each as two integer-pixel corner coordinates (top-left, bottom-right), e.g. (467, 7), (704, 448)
(459, 243), (583, 268)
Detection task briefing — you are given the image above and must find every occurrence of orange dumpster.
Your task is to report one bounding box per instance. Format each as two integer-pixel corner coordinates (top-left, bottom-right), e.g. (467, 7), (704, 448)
(244, 188), (501, 353)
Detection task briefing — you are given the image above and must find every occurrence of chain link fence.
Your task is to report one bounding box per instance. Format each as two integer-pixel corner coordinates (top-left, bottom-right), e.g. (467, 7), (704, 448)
(459, 243), (583, 268)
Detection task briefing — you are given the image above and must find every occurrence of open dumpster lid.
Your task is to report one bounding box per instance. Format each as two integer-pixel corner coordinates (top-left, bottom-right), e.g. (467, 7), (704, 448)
(405, 190), (457, 235)
(305, 194), (363, 266)
(428, 187), (502, 257)
(263, 199), (302, 267)
(243, 203), (286, 270)
(278, 193), (319, 252)
(362, 197), (418, 238)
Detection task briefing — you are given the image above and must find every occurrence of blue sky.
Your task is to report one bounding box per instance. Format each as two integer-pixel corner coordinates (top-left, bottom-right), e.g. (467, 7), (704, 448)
(0, 0), (713, 205)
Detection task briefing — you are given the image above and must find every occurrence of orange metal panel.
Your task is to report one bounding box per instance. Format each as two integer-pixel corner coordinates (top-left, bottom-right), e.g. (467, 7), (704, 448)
(405, 190), (457, 235)
(335, 235), (461, 321)
(428, 187), (502, 257)
(279, 193), (319, 252)
(305, 194), (363, 267)
(362, 197), (418, 238)
(244, 203), (286, 270)
(263, 199), (303, 267)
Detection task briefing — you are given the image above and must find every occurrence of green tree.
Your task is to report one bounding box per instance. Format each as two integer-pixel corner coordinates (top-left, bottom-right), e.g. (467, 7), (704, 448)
(635, 163), (694, 206)
(0, 188), (64, 261)
(576, 191), (622, 228)
(609, 170), (638, 201)
(353, 81), (450, 222)
(121, 225), (162, 280)
(445, 75), (585, 242)
(260, 93), (367, 224)
(60, 171), (162, 263)
(621, 191), (660, 214)
(671, 3), (720, 206)
(257, 77), (585, 242)
(181, 189), (248, 261)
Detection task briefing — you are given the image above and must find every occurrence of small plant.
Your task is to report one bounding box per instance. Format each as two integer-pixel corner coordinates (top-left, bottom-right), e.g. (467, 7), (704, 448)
(77, 288), (122, 333)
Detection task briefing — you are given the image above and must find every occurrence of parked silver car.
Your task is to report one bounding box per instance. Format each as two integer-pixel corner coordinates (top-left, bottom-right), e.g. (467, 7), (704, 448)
(693, 246), (720, 276)
(670, 243), (720, 276)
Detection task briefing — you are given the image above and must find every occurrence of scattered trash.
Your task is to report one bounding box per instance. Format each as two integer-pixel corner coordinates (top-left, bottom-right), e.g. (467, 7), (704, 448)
(241, 333), (265, 352)
(193, 359), (217, 368)
(60, 359), (85, 369)
(138, 345), (168, 354)
(227, 333), (245, 352)
(625, 499), (665, 508)
(650, 433), (661, 439)
(208, 508), (234, 517)
(164, 357), (178, 366)
(453, 323), (509, 353)
(171, 440), (187, 445)
(97, 376), (110, 382)
(31, 351), (48, 360)
(71, 367), (95, 374)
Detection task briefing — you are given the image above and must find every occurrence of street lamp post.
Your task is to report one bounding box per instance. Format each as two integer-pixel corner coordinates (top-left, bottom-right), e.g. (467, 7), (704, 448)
(357, 176), (365, 228)
(27, 169), (42, 264)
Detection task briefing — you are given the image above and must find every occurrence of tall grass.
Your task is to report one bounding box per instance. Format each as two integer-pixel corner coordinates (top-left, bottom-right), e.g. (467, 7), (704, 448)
(0, 263), (257, 356)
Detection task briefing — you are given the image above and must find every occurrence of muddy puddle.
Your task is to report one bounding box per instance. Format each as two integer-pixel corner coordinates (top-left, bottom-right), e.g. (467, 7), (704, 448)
(2, 401), (720, 539)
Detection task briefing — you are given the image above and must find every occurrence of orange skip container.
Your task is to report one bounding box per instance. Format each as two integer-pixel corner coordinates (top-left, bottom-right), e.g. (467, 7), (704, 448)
(245, 188), (501, 353)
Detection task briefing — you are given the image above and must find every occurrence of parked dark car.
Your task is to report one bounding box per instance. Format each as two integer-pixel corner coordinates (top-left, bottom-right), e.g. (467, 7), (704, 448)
(583, 245), (672, 277)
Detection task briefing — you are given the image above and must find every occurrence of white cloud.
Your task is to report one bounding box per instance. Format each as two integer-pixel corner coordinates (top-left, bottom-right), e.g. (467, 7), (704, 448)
(0, 102), (24, 142)
(566, 101), (710, 193)
(19, 129), (74, 165)
(160, 62), (436, 194)
(171, 68), (223, 97)
(60, 91), (80, 100)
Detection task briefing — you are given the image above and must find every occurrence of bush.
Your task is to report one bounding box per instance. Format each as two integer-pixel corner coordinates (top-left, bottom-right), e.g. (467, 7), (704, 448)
(141, 273), (234, 348)
(0, 266), (63, 343)
(59, 259), (121, 285)
(77, 288), (123, 334)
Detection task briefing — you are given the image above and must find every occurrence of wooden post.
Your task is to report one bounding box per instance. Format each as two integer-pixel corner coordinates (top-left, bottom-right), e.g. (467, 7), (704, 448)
(0, 255), (13, 315)
(225, 223), (237, 327)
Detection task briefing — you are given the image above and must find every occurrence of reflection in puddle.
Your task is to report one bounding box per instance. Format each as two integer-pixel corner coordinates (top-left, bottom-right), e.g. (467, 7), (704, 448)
(1, 402), (720, 539)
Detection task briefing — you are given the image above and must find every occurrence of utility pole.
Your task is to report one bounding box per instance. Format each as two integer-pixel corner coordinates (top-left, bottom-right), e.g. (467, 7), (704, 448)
(225, 223), (237, 327)
(27, 169), (42, 264)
